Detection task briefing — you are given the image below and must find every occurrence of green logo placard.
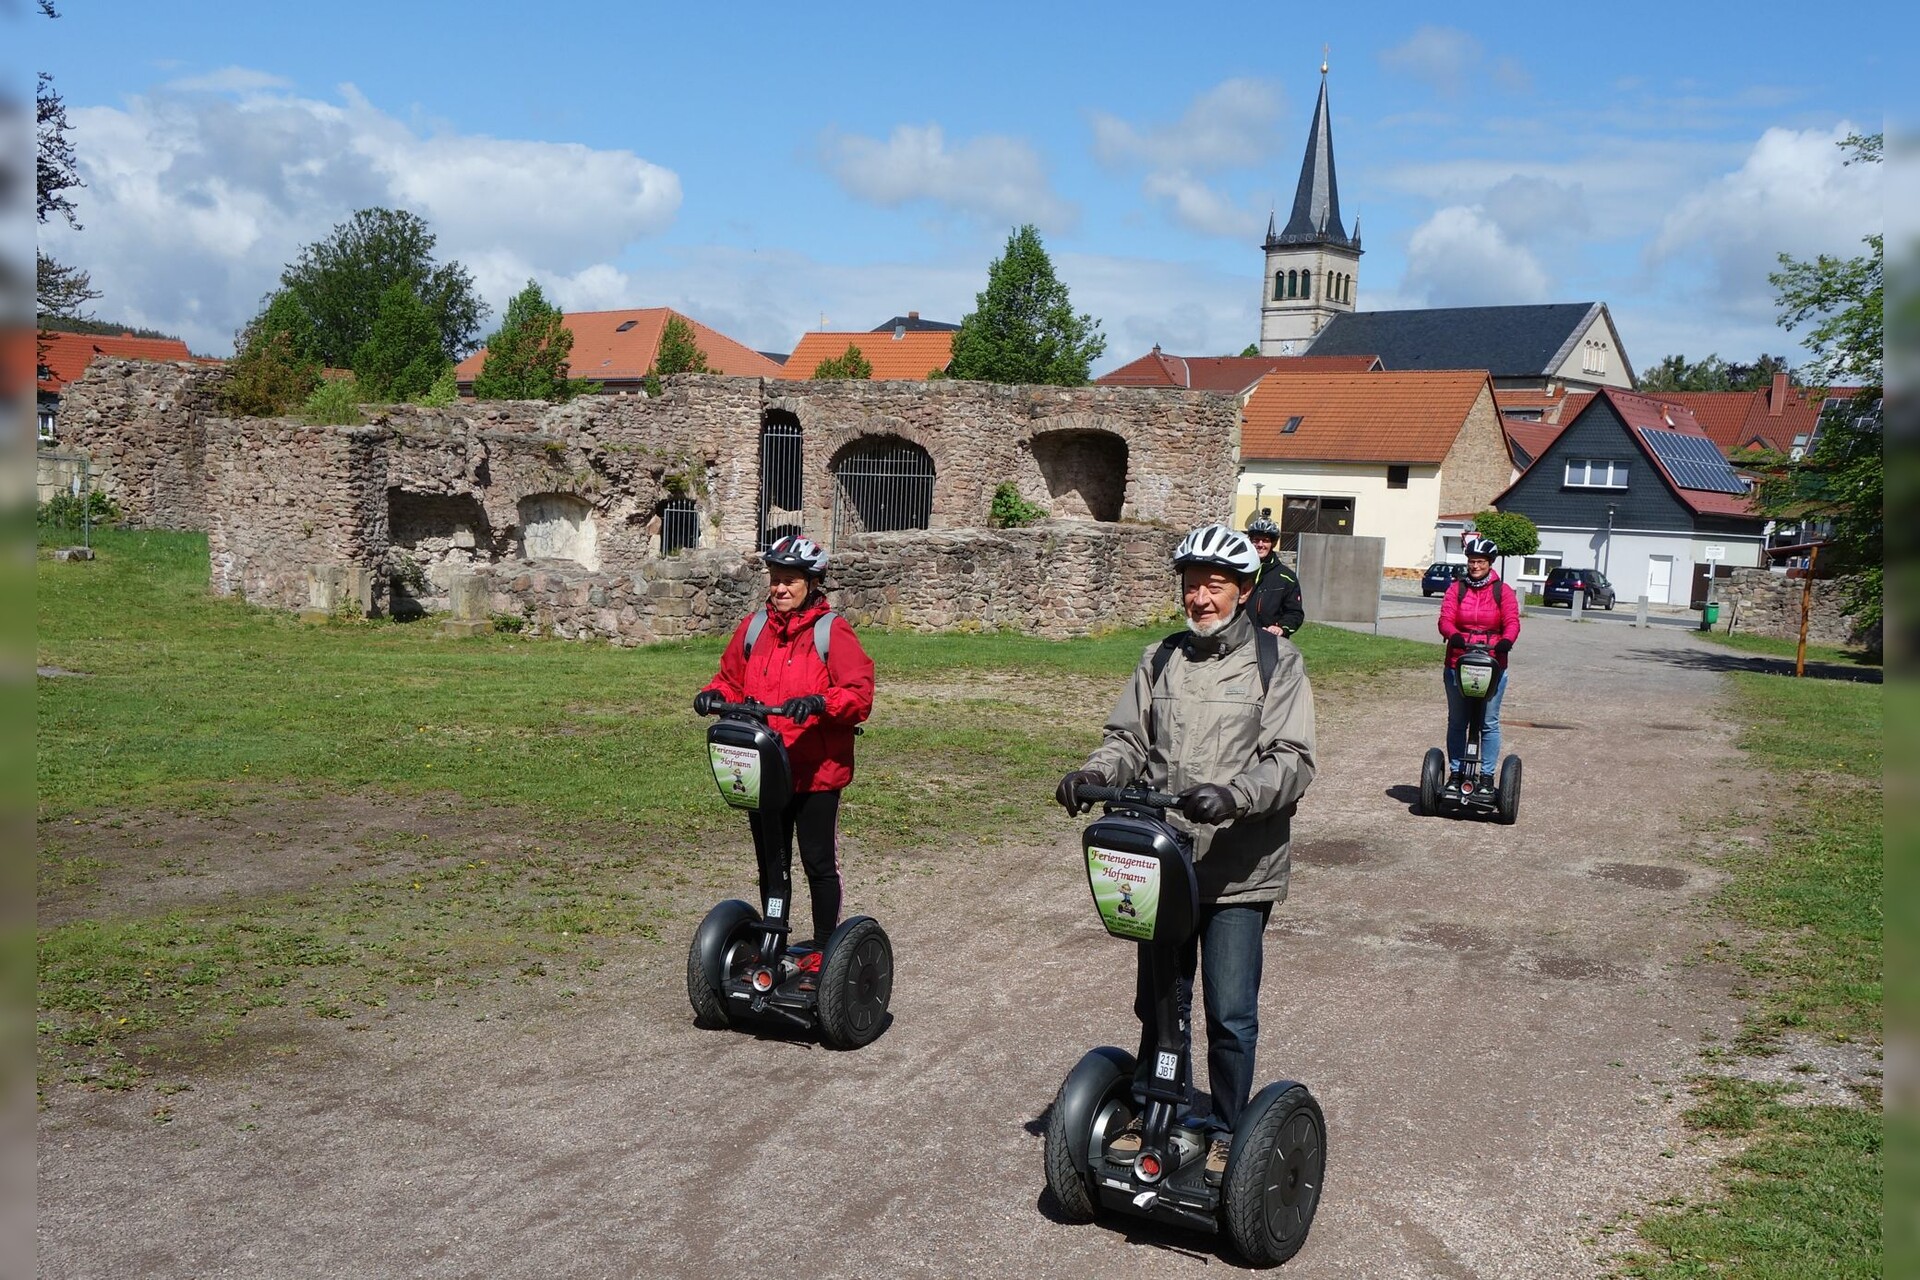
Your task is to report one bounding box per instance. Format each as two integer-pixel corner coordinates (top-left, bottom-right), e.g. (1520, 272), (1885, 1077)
(1087, 845), (1161, 941)
(710, 742), (762, 809)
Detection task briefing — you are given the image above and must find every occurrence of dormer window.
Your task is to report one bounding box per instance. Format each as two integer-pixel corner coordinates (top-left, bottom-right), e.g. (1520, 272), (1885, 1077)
(1281, 415), (1303, 434)
(615, 320), (639, 332)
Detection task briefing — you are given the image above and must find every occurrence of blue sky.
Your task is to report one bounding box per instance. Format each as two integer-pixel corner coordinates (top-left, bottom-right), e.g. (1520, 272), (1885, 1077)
(29, 1), (1890, 374)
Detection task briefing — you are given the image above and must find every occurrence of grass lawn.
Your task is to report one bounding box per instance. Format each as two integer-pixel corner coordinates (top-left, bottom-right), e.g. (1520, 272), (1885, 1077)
(37, 529), (1431, 1090)
(1618, 655), (1882, 1279)
(1698, 627), (1881, 671)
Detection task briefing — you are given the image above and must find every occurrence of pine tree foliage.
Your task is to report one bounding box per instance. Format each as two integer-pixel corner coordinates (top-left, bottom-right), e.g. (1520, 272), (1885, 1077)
(643, 316), (711, 395)
(948, 225), (1105, 385)
(811, 344), (872, 379)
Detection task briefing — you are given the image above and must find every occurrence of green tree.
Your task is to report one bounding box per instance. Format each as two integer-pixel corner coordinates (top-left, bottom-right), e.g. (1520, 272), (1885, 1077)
(1639, 352), (1798, 393)
(474, 280), (582, 401)
(1472, 510), (1540, 582)
(643, 315), (711, 395)
(279, 208), (487, 369)
(948, 224), (1106, 385)
(351, 282), (450, 402)
(1752, 131), (1883, 636)
(220, 290), (322, 416)
(36, 3), (101, 319)
(1238, 343), (1261, 357)
(812, 344), (873, 379)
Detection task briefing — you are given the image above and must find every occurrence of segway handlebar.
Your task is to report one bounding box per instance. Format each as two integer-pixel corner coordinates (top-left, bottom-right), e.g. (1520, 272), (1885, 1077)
(702, 698), (801, 720)
(1077, 782), (1185, 812)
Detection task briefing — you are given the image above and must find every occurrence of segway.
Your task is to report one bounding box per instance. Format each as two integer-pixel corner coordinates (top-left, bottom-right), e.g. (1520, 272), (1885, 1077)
(686, 698), (893, 1048)
(1043, 783), (1326, 1267)
(1418, 641), (1521, 824)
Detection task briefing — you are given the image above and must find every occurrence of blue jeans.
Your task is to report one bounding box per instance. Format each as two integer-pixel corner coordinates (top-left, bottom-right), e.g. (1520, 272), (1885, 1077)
(1445, 665), (1507, 777)
(1134, 901), (1272, 1131)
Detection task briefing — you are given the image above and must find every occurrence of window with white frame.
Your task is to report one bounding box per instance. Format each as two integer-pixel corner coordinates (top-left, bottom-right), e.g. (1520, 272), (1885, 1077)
(38, 407), (56, 443)
(1580, 339), (1609, 375)
(1520, 553), (1563, 580)
(1564, 458), (1629, 488)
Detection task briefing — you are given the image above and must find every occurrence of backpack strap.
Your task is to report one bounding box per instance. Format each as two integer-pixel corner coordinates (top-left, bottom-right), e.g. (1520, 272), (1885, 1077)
(1150, 626), (1280, 696)
(1148, 631), (1184, 691)
(744, 607), (837, 664)
(742, 607), (769, 658)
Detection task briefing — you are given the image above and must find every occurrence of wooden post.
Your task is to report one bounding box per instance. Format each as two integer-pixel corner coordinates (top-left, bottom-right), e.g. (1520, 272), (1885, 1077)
(1795, 544), (1818, 678)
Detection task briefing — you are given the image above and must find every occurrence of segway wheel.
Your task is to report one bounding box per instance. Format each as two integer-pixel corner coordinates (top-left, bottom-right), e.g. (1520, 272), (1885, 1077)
(686, 899), (759, 1029)
(1418, 748), (1446, 816)
(1043, 1047), (1135, 1223)
(1497, 755), (1523, 826)
(1224, 1082), (1326, 1268)
(817, 917), (893, 1049)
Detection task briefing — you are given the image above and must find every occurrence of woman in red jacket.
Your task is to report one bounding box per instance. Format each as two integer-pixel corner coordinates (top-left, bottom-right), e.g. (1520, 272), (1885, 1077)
(1436, 534), (1522, 787)
(694, 535), (875, 969)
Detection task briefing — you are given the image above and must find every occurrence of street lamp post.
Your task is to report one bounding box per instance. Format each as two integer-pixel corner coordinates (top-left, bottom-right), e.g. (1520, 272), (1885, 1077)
(1604, 504), (1616, 575)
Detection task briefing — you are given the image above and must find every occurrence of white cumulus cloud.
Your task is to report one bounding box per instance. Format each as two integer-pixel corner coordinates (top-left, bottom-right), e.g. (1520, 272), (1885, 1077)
(818, 123), (1075, 231)
(1379, 26), (1531, 97)
(36, 76), (682, 354)
(1401, 205), (1552, 306)
(1089, 78), (1283, 240)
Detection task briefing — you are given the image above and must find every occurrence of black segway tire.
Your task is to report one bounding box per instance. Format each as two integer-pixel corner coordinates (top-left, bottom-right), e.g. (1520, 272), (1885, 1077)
(1497, 755), (1523, 825)
(817, 916), (893, 1049)
(1418, 748), (1446, 816)
(1043, 1046), (1136, 1223)
(1224, 1082), (1326, 1268)
(686, 899), (759, 1029)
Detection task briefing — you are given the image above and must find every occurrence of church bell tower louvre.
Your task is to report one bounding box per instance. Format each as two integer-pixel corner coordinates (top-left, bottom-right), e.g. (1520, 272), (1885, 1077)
(1259, 56), (1362, 355)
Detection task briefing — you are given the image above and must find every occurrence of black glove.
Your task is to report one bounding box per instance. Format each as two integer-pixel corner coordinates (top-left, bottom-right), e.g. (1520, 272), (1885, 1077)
(1179, 783), (1239, 825)
(1055, 769), (1106, 815)
(693, 690), (724, 716)
(1493, 638), (1514, 656)
(1446, 633), (1467, 650)
(781, 694), (827, 724)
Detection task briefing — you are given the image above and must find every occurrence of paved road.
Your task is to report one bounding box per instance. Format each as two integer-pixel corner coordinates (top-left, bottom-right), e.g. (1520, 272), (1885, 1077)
(1379, 587), (1705, 632)
(39, 620), (1758, 1279)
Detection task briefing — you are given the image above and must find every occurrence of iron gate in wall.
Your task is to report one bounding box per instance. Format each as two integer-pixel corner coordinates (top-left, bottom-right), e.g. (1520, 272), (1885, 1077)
(830, 438), (935, 552)
(758, 412), (804, 550)
(660, 497), (701, 555)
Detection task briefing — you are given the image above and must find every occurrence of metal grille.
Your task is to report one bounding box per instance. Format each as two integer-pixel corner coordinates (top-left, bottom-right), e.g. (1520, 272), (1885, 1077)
(830, 438), (935, 552)
(758, 412), (804, 551)
(660, 497), (700, 555)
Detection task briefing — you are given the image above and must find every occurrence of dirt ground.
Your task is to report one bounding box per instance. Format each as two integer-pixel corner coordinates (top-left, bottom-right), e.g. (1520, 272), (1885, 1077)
(38, 613), (1806, 1277)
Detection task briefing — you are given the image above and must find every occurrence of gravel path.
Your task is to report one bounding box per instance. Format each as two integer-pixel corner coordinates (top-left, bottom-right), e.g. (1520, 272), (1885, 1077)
(39, 616), (1760, 1278)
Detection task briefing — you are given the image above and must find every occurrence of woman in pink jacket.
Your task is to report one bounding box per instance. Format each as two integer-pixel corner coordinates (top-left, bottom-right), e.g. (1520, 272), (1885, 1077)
(1436, 534), (1523, 787)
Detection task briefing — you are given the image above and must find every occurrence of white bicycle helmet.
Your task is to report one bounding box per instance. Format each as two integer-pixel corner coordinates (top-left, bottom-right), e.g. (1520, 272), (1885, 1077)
(1462, 533), (1499, 558)
(1172, 523), (1262, 578)
(764, 534), (829, 577)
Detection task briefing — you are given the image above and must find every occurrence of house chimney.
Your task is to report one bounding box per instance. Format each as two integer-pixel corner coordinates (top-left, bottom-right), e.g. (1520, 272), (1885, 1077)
(908, 311), (919, 320)
(1770, 370), (1788, 416)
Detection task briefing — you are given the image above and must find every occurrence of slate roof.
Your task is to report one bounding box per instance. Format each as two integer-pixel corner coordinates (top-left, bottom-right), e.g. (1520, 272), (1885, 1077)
(870, 313), (959, 333)
(454, 308), (784, 385)
(1267, 68), (1355, 248)
(1096, 349), (1380, 392)
(1517, 389), (1757, 519)
(37, 330), (206, 395)
(1306, 302), (1607, 378)
(1241, 369), (1496, 464)
(777, 330), (954, 381)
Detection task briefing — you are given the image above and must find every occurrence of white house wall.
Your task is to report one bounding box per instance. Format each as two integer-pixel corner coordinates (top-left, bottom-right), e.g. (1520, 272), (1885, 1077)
(1237, 461), (1442, 569)
(1522, 523), (1763, 606)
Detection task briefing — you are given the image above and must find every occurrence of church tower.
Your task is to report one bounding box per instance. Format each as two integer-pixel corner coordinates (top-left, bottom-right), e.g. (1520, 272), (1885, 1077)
(1259, 59), (1362, 354)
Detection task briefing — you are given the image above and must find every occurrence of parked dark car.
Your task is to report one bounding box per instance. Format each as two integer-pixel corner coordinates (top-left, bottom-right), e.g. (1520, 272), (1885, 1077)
(1543, 567), (1616, 610)
(1421, 562), (1466, 596)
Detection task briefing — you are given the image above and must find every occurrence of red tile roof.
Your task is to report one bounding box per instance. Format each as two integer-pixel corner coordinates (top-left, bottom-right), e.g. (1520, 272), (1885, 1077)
(1503, 419), (1568, 466)
(1597, 389), (1756, 518)
(1097, 349), (1381, 392)
(1492, 386), (1590, 424)
(36, 330), (204, 394)
(1241, 369), (1497, 464)
(454, 307), (785, 386)
(776, 329), (954, 380)
(1636, 379), (1861, 456)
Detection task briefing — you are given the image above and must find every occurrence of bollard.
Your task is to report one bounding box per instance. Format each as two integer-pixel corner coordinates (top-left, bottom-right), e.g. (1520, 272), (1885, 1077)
(1635, 595), (1648, 628)
(1570, 587), (1584, 621)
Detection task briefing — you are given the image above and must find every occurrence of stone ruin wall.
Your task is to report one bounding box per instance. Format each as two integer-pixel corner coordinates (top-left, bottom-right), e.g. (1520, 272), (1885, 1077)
(54, 357), (229, 529)
(1719, 567), (1881, 652)
(193, 374), (1234, 639)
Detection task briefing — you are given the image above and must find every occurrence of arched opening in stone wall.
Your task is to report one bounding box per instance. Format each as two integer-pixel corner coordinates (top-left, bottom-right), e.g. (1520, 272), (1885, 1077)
(828, 434), (935, 546)
(387, 490), (492, 618)
(1031, 430), (1128, 522)
(518, 492), (600, 570)
(658, 496), (700, 555)
(759, 409), (804, 551)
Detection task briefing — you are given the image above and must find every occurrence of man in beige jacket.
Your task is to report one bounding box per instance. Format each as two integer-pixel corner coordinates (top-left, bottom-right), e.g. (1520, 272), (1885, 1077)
(1056, 523), (1318, 1177)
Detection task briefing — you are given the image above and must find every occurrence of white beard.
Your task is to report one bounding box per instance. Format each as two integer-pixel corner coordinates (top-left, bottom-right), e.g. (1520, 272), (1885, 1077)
(1186, 612), (1233, 638)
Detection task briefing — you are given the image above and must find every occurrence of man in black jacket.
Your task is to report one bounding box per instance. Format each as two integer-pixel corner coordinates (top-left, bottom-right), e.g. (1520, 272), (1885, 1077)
(1244, 509), (1304, 637)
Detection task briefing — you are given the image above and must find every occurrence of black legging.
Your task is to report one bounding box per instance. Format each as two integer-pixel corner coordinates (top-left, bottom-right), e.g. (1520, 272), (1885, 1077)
(748, 789), (843, 944)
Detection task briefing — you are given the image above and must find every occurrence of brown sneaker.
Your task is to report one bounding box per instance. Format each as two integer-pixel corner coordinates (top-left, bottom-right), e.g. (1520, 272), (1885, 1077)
(1106, 1117), (1144, 1158)
(1205, 1136), (1231, 1183)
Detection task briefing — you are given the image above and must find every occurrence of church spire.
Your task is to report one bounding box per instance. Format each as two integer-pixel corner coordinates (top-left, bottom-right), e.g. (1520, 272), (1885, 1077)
(1269, 60), (1350, 247)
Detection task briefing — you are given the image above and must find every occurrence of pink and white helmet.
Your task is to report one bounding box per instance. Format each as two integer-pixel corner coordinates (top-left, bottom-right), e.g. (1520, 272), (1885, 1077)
(764, 534), (829, 577)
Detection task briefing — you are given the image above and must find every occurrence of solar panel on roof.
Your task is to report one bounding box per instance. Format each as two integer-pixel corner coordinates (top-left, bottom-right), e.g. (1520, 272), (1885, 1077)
(1636, 427), (1747, 494)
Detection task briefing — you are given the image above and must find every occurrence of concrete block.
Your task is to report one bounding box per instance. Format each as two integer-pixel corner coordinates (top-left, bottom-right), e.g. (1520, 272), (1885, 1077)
(439, 618), (491, 638)
(447, 574), (489, 622)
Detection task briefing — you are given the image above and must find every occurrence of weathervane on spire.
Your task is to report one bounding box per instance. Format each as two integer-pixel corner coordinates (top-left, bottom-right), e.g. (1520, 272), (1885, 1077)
(1322, 43), (1329, 74)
